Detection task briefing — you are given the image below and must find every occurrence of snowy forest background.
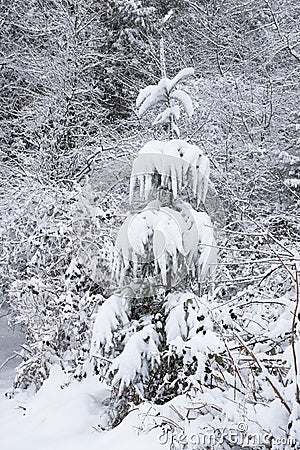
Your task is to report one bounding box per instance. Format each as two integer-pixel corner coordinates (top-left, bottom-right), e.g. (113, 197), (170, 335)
(0, 1), (300, 449)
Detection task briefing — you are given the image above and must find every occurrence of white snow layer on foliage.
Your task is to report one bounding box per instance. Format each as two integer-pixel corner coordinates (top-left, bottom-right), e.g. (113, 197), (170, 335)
(90, 295), (129, 356)
(152, 105), (180, 126)
(129, 139), (210, 205)
(165, 293), (224, 357)
(110, 325), (160, 393)
(169, 89), (194, 116)
(136, 67), (194, 118)
(164, 292), (224, 384)
(169, 67), (195, 89)
(152, 207), (185, 283)
(187, 209), (217, 280)
(112, 202), (216, 285)
(165, 292), (198, 342)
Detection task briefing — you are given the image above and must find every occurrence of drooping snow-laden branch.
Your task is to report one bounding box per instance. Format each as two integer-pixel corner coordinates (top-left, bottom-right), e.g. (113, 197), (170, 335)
(129, 139), (210, 206)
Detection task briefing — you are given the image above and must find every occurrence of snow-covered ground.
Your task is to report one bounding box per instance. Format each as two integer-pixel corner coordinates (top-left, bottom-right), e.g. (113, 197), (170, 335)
(0, 307), (165, 450)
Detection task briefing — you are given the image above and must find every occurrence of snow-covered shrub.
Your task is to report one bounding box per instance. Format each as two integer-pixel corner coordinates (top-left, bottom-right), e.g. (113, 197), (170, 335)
(1, 176), (116, 392)
(91, 67), (220, 426)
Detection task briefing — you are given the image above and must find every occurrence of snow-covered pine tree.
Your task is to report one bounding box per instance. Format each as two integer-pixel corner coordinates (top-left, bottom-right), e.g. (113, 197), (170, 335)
(91, 67), (221, 427)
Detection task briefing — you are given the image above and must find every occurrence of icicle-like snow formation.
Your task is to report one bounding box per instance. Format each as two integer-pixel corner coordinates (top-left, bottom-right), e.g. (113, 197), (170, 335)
(90, 294), (129, 356)
(110, 325), (160, 394)
(182, 204), (217, 281)
(112, 205), (187, 285)
(112, 200), (217, 286)
(129, 139), (210, 206)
